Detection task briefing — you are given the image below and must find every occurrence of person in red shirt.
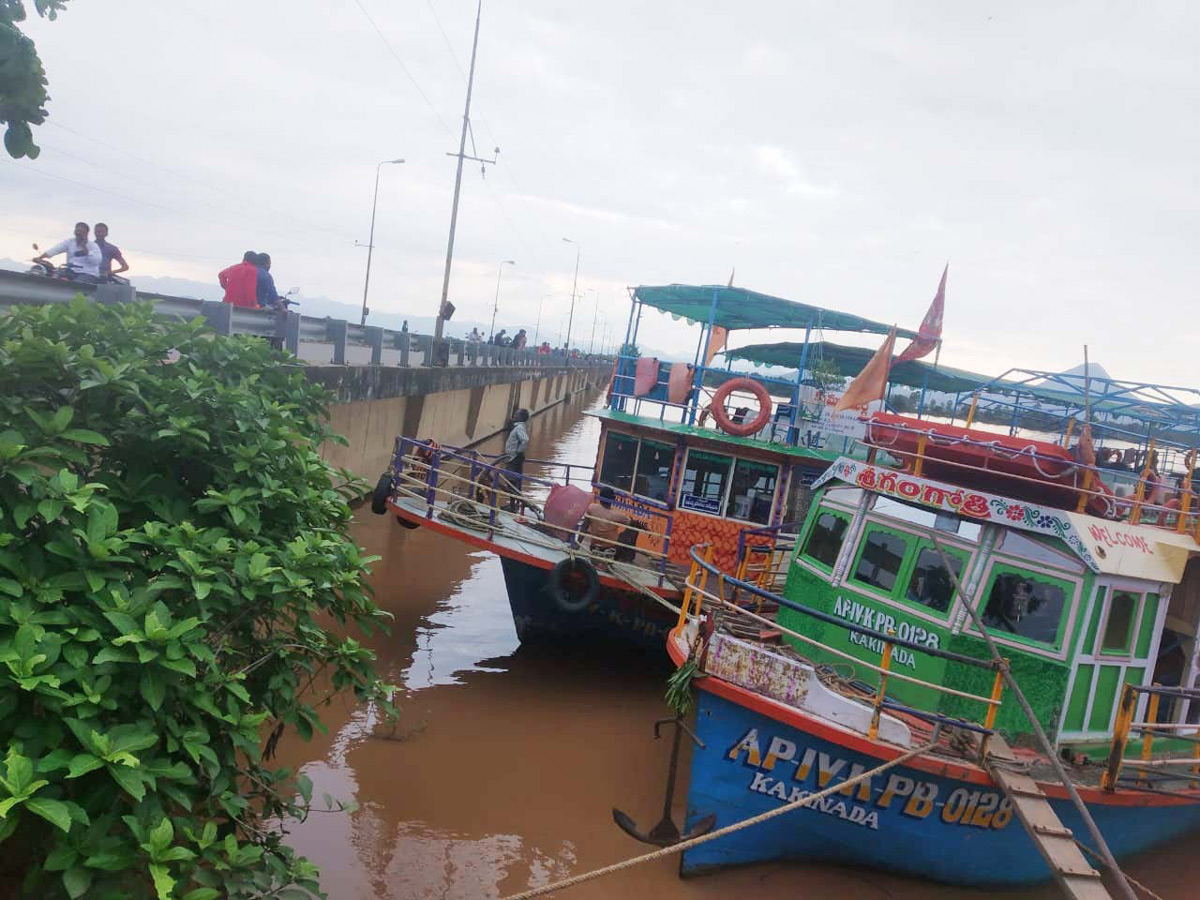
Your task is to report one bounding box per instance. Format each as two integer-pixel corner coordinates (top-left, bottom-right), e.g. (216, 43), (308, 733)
(219, 251), (261, 308)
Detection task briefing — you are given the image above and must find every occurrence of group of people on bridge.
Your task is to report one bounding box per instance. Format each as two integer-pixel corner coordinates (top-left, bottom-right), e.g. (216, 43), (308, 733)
(218, 251), (286, 311)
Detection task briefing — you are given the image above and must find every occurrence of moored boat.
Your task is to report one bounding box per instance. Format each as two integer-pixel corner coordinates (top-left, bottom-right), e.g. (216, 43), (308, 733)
(665, 371), (1200, 888)
(375, 284), (921, 654)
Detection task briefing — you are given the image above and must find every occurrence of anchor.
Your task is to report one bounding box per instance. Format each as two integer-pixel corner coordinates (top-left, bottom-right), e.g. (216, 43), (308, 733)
(613, 715), (717, 846)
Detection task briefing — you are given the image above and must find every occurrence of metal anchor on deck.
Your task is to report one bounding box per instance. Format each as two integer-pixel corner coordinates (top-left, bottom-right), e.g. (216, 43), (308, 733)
(613, 715), (717, 847)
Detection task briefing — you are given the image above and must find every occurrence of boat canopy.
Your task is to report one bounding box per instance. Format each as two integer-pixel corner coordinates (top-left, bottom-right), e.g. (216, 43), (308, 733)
(632, 284), (917, 337)
(721, 340), (988, 394)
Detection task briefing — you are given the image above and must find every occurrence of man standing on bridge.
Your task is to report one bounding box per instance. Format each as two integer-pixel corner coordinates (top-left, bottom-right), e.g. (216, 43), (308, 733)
(219, 251), (260, 308)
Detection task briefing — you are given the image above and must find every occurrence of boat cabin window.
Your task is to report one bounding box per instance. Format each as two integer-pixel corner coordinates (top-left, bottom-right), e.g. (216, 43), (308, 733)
(981, 566), (1071, 648)
(599, 433), (678, 503)
(727, 459), (778, 525)
(906, 547), (965, 614)
(599, 433), (638, 493)
(995, 530), (1083, 574)
(801, 509), (850, 570)
(872, 496), (981, 542)
(852, 527), (912, 594)
(1100, 591), (1139, 655)
(633, 440), (676, 503)
(679, 450), (732, 515)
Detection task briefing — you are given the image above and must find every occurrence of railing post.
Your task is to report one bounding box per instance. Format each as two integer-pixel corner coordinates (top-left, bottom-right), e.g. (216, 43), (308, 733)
(1131, 439), (1156, 525)
(280, 310), (301, 355)
(1178, 449), (1195, 534)
(984, 661), (1006, 732)
(367, 326), (384, 365)
(913, 434), (929, 477)
(424, 451), (441, 520)
(199, 300), (233, 336)
(1139, 686), (1161, 784)
(964, 393), (980, 428)
(456, 340), (465, 366)
(869, 630), (896, 741)
(1061, 416), (1076, 448)
(327, 318), (348, 365)
(399, 332), (411, 367)
(678, 558), (699, 630)
(1102, 684), (1139, 790)
(1075, 468), (1094, 513)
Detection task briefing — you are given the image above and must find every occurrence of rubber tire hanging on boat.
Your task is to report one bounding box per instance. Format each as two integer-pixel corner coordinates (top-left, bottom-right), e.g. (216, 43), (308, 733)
(548, 557), (600, 613)
(370, 472), (392, 515)
(709, 377), (772, 437)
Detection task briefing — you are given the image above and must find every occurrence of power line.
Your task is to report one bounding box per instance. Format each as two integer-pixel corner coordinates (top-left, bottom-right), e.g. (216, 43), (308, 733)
(349, 0), (457, 140)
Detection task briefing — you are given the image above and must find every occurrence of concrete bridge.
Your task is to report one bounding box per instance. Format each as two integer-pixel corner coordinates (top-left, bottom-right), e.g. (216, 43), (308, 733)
(0, 270), (613, 482)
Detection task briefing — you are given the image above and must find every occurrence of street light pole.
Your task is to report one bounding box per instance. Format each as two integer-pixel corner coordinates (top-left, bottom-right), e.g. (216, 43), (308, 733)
(588, 287), (600, 354)
(562, 237), (580, 352)
(489, 259), (515, 340)
(359, 158), (404, 326)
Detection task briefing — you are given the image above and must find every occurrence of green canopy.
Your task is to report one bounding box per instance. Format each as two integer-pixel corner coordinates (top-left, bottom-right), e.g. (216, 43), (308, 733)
(722, 340), (987, 394)
(632, 284), (917, 338)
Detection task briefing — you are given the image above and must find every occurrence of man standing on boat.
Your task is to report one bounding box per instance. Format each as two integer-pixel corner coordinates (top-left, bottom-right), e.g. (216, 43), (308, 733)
(502, 409), (530, 511)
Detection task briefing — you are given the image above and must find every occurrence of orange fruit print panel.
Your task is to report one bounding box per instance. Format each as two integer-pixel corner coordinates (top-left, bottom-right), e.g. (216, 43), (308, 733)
(670, 511), (760, 572)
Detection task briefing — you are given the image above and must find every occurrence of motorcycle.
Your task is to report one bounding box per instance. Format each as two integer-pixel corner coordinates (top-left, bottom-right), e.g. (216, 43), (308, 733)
(27, 243), (130, 286)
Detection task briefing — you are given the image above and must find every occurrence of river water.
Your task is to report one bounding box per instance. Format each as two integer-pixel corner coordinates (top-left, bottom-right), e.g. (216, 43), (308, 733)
(278, 394), (1194, 900)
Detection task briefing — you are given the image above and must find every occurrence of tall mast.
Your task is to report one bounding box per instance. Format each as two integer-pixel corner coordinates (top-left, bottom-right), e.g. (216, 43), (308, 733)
(435, 0), (495, 351)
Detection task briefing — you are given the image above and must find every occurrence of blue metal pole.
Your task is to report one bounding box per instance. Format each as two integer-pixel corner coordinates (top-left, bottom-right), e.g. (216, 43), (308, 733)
(917, 371), (929, 419)
(791, 321), (813, 445)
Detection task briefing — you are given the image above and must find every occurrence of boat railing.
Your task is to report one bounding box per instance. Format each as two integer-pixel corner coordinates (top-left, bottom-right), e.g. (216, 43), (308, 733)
(865, 418), (1199, 535)
(733, 520), (802, 597)
(679, 543), (1006, 744)
(388, 437), (677, 586)
(1102, 683), (1200, 791)
(607, 352), (861, 452)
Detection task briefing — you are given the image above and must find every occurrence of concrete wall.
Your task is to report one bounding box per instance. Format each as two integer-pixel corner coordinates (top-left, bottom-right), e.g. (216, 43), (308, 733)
(307, 363), (609, 482)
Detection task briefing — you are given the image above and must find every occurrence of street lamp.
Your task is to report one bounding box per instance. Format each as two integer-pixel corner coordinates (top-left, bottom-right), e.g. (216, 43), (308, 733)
(359, 157), (405, 326)
(562, 237), (580, 352)
(587, 287), (600, 354)
(534, 293), (553, 344)
(489, 259), (515, 340)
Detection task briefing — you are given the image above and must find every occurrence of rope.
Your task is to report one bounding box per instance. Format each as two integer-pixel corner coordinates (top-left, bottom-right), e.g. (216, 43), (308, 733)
(1073, 841), (1164, 900)
(499, 739), (938, 900)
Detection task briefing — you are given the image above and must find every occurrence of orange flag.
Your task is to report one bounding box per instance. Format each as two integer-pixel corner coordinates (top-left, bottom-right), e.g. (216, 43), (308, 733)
(897, 264), (947, 363)
(704, 325), (728, 367)
(833, 328), (896, 414)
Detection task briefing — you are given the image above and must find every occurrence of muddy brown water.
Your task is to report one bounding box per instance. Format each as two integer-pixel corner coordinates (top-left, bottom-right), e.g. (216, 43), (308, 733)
(279, 395), (1196, 899)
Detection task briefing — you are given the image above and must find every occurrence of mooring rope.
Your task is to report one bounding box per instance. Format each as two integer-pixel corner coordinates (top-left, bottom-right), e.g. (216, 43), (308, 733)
(499, 739), (938, 900)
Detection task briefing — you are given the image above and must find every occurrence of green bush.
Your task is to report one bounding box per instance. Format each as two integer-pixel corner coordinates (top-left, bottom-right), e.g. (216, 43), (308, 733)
(0, 299), (396, 898)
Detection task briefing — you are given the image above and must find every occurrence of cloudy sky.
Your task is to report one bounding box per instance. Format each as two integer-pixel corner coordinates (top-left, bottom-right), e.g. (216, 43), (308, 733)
(5, 1), (1198, 381)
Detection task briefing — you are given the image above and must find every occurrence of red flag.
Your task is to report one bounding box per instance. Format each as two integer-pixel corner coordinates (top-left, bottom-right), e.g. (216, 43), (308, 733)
(896, 264), (947, 363)
(833, 328), (895, 413)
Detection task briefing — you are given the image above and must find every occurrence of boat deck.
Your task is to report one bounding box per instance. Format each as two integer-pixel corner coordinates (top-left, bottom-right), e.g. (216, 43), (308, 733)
(390, 492), (681, 597)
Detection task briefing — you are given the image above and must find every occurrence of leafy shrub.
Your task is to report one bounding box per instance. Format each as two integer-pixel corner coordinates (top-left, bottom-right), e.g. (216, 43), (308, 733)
(0, 299), (395, 898)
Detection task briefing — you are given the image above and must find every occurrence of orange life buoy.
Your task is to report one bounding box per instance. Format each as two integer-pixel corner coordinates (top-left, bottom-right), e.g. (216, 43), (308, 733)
(709, 378), (772, 437)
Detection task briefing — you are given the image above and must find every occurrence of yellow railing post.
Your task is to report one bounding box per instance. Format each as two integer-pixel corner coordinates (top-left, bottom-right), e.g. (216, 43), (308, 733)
(1131, 439), (1156, 526)
(913, 434), (929, 477)
(1102, 684), (1139, 791)
(964, 394), (980, 428)
(1075, 468), (1094, 513)
(1062, 417), (1076, 449)
(1139, 687), (1161, 784)
(868, 630), (895, 742)
(678, 558), (699, 630)
(984, 660), (1006, 732)
(1178, 450), (1195, 534)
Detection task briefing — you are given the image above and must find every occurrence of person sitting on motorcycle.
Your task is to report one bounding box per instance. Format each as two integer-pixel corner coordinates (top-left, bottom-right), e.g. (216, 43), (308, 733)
(254, 252), (281, 310)
(33, 222), (102, 284)
(93, 223), (129, 278)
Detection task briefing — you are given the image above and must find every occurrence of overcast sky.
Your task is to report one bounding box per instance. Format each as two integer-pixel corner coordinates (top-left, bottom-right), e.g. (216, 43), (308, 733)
(4, 1), (1198, 382)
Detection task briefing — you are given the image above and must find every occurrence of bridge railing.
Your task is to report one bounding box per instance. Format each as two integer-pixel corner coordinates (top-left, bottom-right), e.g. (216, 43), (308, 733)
(0, 269), (613, 370)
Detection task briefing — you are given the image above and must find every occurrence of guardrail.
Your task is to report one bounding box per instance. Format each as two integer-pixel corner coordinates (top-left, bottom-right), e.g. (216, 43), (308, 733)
(0, 269), (613, 370)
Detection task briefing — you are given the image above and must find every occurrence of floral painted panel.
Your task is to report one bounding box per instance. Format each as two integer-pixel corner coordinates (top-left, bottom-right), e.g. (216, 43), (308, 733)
(705, 632), (811, 708)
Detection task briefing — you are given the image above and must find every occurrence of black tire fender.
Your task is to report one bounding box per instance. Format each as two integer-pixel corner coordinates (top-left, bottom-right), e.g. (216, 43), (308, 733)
(371, 472), (392, 515)
(396, 515), (421, 530)
(548, 557), (600, 613)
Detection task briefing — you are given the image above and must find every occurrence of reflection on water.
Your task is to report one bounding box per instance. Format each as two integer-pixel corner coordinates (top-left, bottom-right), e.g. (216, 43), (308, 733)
(278, 394), (1196, 900)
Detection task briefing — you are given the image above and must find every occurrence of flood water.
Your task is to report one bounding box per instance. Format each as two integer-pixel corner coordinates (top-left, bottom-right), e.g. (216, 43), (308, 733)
(279, 394), (1195, 900)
